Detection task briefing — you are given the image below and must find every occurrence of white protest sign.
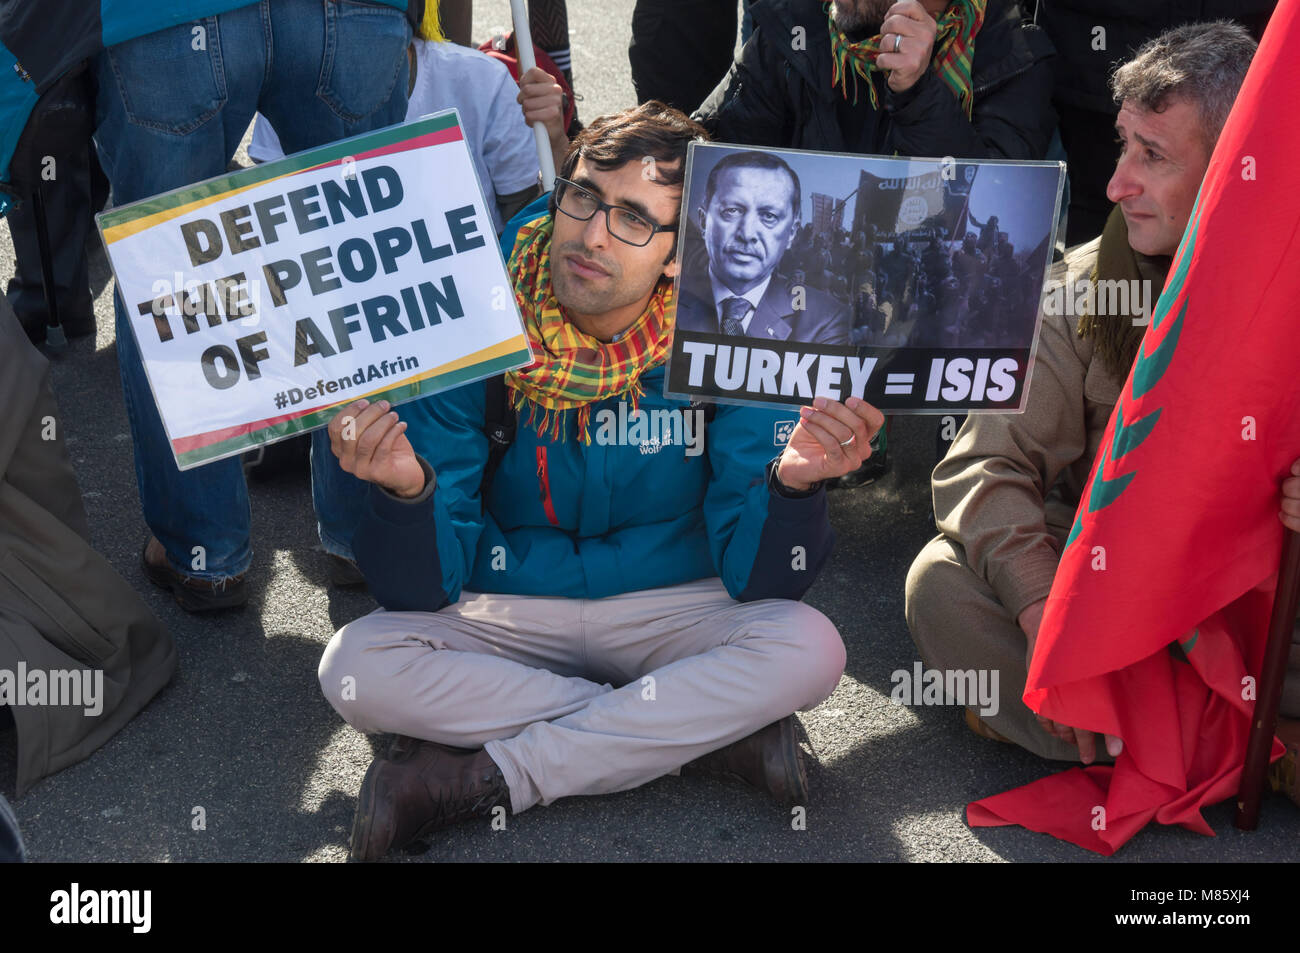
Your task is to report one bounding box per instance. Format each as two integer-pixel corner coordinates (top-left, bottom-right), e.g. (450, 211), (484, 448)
(97, 110), (532, 469)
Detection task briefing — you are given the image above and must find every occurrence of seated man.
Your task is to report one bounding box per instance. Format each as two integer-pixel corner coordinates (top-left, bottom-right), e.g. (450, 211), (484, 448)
(675, 150), (851, 344)
(905, 22), (1275, 762)
(318, 102), (884, 860)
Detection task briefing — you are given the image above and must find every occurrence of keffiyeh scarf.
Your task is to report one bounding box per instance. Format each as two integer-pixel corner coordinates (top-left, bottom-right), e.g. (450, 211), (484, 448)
(504, 216), (676, 442)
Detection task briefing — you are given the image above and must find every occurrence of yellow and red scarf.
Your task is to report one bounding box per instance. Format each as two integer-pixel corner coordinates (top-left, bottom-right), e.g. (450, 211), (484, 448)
(504, 216), (676, 442)
(827, 0), (985, 117)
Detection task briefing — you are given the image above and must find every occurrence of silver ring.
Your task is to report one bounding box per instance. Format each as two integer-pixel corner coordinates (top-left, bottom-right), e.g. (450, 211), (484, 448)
(894, 34), (902, 53)
(840, 435), (857, 447)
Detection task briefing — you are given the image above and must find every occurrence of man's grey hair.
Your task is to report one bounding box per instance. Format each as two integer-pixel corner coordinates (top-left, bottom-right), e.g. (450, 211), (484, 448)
(1110, 21), (1257, 155)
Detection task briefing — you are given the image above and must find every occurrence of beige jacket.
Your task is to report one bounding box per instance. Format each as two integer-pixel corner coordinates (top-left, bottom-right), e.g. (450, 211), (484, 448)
(931, 236), (1165, 621)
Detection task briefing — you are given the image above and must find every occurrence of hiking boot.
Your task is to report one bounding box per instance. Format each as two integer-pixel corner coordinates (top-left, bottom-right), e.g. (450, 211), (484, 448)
(682, 716), (809, 806)
(141, 537), (247, 612)
(349, 739), (511, 862)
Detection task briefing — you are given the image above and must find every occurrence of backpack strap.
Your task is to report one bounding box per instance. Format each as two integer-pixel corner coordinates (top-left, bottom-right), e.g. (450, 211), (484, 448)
(481, 374), (516, 498)
(689, 398), (718, 424)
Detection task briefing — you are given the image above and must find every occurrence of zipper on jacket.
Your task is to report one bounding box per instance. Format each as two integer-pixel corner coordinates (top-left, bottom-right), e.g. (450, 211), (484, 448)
(536, 446), (560, 526)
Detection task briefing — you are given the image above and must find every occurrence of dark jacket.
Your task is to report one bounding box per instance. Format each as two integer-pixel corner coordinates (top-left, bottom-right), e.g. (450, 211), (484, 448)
(694, 0), (1057, 160)
(1035, 0), (1276, 114)
(675, 269), (852, 344)
(0, 296), (176, 797)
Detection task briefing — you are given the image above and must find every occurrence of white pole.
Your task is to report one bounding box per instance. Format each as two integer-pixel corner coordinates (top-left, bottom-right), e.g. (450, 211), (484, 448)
(510, 0), (557, 192)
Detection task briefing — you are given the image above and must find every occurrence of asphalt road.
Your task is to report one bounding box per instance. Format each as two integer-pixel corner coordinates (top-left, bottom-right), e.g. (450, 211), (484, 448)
(0, 0), (1295, 863)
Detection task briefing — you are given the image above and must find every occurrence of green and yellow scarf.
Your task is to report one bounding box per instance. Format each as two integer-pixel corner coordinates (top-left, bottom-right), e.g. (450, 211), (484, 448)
(828, 0), (985, 117)
(504, 216), (676, 443)
(1076, 206), (1171, 380)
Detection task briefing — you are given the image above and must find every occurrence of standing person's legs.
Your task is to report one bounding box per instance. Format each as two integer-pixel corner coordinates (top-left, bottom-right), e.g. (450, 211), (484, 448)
(438, 0), (473, 46)
(1057, 103), (1120, 247)
(94, 0), (412, 590)
(259, 0), (411, 566)
(528, 0), (574, 89)
(6, 141), (101, 343)
(94, 8), (274, 587)
(629, 0), (738, 114)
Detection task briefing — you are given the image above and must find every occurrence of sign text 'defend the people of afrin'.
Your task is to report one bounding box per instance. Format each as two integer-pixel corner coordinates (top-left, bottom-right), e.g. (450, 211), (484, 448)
(97, 110), (532, 469)
(666, 142), (1066, 413)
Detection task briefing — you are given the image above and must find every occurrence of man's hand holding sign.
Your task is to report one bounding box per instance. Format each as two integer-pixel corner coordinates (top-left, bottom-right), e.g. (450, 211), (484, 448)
(96, 111), (533, 471)
(665, 143), (1064, 414)
(328, 398), (424, 500)
(777, 396), (885, 491)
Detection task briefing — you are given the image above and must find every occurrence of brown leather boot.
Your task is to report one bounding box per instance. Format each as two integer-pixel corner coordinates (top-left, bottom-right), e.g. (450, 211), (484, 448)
(349, 738), (511, 862)
(141, 537), (247, 612)
(681, 716), (809, 806)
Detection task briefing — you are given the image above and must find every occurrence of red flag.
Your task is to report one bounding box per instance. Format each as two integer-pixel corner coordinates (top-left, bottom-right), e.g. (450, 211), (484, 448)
(967, 0), (1300, 854)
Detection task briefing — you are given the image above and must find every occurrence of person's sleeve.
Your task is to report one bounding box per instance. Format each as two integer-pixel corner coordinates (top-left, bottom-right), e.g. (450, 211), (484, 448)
(883, 23), (1055, 160)
(483, 65), (542, 198)
(693, 25), (792, 147)
(703, 404), (834, 601)
(930, 310), (1088, 621)
(352, 385), (493, 612)
(0, 40), (40, 216)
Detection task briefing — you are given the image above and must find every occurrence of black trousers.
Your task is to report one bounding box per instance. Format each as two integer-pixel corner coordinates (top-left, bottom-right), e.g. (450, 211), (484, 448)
(630, 0), (741, 115)
(5, 142), (109, 343)
(1057, 103), (1120, 246)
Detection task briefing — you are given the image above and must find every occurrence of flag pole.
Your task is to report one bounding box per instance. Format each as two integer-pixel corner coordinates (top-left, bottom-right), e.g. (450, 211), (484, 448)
(1235, 528), (1300, 829)
(510, 0), (557, 193)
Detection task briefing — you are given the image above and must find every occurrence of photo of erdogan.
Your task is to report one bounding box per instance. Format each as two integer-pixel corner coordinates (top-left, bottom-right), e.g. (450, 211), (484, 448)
(674, 151), (851, 345)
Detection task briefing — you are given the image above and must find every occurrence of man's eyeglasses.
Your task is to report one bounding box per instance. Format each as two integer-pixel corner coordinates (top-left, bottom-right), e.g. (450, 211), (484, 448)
(554, 177), (677, 248)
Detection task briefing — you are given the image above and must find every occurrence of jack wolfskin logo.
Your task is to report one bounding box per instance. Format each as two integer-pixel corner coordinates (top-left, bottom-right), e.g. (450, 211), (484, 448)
(774, 421), (795, 446)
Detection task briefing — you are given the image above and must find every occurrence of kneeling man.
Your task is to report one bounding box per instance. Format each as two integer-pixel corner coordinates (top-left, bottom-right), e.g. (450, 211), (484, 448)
(319, 101), (883, 860)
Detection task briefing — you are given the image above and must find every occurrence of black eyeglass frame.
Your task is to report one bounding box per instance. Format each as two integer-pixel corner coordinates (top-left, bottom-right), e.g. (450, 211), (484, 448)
(553, 176), (679, 247)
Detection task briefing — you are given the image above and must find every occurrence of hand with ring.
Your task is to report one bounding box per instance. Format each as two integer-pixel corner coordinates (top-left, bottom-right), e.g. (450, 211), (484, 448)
(776, 396), (885, 490)
(876, 0), (940, 94)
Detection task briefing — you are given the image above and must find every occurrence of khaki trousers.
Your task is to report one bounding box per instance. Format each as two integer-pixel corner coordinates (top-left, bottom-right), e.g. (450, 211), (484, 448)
(906, 535), (1083, 761)
(906, 534), (1300, 762)
(319, 578), (845, 814)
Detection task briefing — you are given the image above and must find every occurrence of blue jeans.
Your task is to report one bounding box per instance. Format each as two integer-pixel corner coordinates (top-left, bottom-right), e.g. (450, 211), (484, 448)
(94, 0), (410, 580)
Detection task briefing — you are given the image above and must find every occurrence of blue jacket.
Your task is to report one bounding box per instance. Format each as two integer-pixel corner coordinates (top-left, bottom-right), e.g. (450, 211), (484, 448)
(352, 210), (837, 611)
